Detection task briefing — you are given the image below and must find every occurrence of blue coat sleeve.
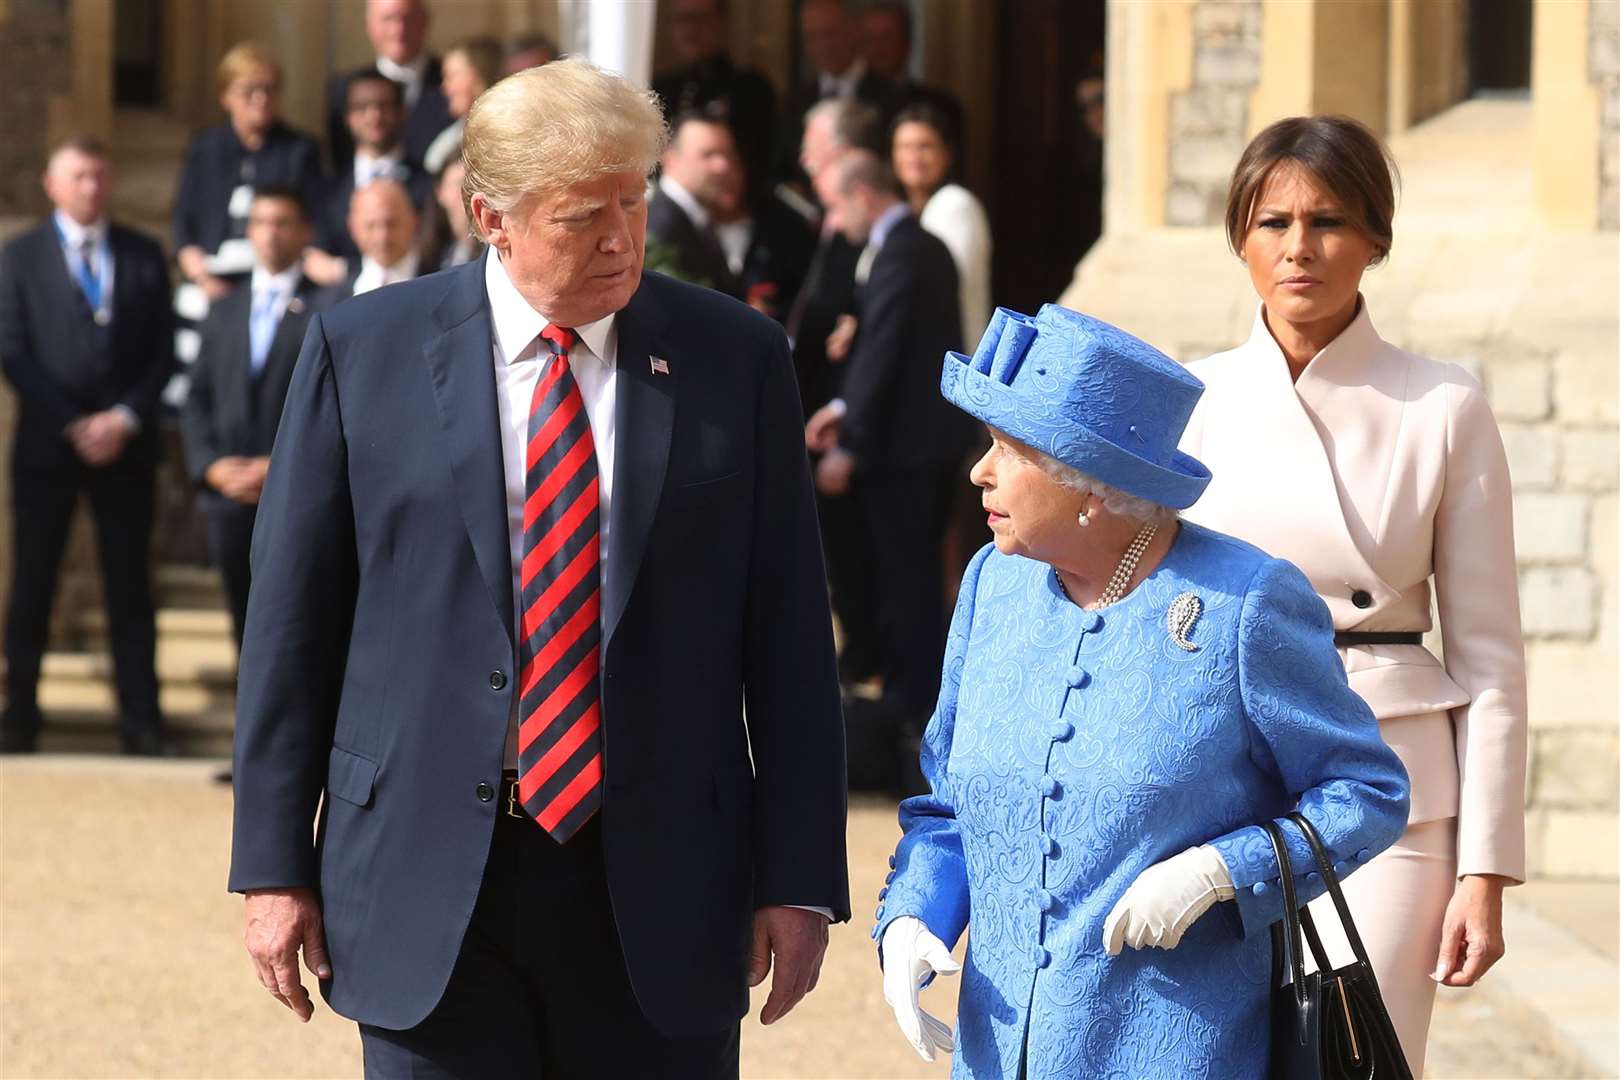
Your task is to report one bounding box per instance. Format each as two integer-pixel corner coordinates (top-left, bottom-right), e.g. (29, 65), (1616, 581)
(873, 543), (993, 951)
(1208, 557), (1411, 937)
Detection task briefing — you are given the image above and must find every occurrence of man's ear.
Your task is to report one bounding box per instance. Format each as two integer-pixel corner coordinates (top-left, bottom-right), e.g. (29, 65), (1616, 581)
(469, 193), (505, 251)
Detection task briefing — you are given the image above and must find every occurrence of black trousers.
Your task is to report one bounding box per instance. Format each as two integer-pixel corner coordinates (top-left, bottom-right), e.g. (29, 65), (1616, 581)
(856, 462), (959, 728)
(3, 458), (160, 738)
(203, 499), (256, 648)
(359, 812), (740, 1079)
(816, 483), (879, 683)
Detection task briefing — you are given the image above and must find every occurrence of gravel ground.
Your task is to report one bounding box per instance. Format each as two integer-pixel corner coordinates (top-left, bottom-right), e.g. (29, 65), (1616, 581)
(0, 757), (1561, 1079)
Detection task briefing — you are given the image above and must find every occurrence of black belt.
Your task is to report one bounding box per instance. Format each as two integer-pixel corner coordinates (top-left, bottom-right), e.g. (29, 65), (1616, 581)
(1334, 631), (1423, 646)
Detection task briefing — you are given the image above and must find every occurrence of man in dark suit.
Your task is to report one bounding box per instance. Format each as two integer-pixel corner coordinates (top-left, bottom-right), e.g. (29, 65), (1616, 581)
(860, 1), (968, 154)
(312, 73), (435, 269)
(647, 110), (744, 298)
(0, 137), (174, 755)
(776, 0), (899, 187)
(231, 59), (847, 1076)
(326, 0), (451, 170)
(652, 0), (777, 186)
(805, 150), (970, 782)
(180, 187), (327, 647)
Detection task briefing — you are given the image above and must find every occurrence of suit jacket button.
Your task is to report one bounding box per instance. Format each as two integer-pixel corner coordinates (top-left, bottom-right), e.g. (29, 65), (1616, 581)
(476, 782), (495, 802)
(1351, 589), (1373, 609)
(489, 670), (507, 691)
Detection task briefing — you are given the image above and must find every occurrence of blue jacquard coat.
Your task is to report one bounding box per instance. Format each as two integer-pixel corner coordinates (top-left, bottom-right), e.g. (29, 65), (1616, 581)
(877, 524), (1410, 1079)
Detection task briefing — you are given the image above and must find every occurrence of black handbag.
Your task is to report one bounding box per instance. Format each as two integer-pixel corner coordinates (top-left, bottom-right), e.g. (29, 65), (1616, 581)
(1263, 812), (1414, 1080)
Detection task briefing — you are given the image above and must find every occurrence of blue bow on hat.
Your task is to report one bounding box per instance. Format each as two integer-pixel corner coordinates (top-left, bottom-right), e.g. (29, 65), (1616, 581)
(940, 304), (1212, 509)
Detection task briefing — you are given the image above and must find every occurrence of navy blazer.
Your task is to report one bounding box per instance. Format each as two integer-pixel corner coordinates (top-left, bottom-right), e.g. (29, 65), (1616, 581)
(0, 220), (173, 471)
(172, 122), (325, 255)
(227, 259), (850, 1034)
(179, 273), (326, 498)
(841, 214), (974, 468)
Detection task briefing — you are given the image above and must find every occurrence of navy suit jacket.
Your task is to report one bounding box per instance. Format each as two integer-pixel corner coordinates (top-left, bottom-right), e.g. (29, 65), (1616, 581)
(227, 258), (850, 1034)
(0, 220), (173, 472)
(179, 274), (326, 500)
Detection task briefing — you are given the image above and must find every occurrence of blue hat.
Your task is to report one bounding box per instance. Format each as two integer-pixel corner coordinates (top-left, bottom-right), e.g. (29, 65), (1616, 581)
(940, 304), (1211, 509)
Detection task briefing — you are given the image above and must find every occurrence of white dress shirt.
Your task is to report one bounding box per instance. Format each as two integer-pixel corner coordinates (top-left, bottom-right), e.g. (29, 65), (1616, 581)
(376, 52), (430, 109)
(818, 58), (868, 100)
(352, 251), (420, 296)
(486, 251), (618, 769)
(482, 253), (832, 921)
(250, 263), (303, 322)
(353, 147), (407, 188)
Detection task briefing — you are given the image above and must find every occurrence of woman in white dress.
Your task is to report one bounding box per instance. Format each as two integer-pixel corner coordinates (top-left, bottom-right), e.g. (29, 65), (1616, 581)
(890, 104), (992, 348)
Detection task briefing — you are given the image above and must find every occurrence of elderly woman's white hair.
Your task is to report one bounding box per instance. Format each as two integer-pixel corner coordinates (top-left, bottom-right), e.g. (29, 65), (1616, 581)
(461, 57), (668, 236)
(1037, 455), (1179, 527)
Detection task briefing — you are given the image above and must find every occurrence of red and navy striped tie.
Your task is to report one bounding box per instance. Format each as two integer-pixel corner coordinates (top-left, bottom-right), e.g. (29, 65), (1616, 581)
(516, 324), (603, 841)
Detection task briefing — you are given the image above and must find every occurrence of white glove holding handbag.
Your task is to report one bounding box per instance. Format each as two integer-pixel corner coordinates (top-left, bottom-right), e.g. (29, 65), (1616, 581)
(880, 915), (961, 1061)
(1102, 845), (1236, 955)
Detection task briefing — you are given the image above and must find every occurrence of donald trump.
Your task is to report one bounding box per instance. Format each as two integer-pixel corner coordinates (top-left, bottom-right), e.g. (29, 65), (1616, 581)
(230, 59), (849, 1077)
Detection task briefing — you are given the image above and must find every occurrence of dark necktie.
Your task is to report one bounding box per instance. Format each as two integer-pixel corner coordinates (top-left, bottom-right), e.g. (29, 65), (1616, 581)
(514, 325), (604, 840)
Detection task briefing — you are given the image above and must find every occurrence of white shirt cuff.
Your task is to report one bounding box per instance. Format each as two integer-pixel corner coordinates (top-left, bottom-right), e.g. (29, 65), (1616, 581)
(110, 405), (140, 434)
(787, 905), (835, 921)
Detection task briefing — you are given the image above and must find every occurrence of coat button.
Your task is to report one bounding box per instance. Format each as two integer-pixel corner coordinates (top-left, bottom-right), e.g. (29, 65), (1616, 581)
(476, 782), (495, 802)
(1078, 611), (1101, 633)
(1033, 946), (1052, 968)
(1048, 720), (1075, 741)
(1333, 861), (1350, 876)
(1351, 589), (1373, 609)
(489, 670), (507, 691)
(1039, 836), (1058, 856)
(1039, 775), (1059, 798)
(1065, 665), (1089, 688)
(878, 887), (889, 899)
(1356, 848), (1371, 863)
(1252, 880), (1270, 896)
(1035, 889), (1055, 912)
(888, 855), (896, 869)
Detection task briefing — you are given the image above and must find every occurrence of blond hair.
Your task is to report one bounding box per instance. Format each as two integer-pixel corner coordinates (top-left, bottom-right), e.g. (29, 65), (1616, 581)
(216, 42), (281, 97)
(462, 57), (667, 236)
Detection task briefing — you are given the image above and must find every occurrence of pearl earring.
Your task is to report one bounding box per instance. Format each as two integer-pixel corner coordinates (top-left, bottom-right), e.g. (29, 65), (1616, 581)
(1077, 508), (1091, 528)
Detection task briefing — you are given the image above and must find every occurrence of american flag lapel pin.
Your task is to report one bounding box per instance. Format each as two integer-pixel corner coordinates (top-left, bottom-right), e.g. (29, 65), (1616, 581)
(650, 356), (670, 376)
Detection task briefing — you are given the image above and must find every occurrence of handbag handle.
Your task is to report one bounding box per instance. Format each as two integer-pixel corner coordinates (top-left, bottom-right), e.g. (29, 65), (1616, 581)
(1261, 819), (1309, 1009)
(1287, 811), (1378, 973)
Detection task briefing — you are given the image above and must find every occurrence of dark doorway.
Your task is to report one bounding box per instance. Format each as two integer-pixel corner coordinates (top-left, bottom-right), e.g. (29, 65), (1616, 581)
(114, 0), (164, 106)
(989, 0), (1106, 313)
(1468, 0), (1532, 93)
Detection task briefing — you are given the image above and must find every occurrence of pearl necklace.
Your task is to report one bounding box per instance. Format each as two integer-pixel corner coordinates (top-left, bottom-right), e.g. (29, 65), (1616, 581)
(1057, 522), (1159, 610)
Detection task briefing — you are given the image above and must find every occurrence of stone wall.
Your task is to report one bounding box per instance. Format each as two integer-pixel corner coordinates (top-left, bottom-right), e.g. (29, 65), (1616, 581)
(1594, 0), (1620, 229)
(0, 2), (71, 221)
(1165, 0), (1260, 226)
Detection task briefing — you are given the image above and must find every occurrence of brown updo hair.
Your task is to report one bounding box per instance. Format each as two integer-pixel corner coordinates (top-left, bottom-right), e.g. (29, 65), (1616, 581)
(1224, 115), (1400, 264)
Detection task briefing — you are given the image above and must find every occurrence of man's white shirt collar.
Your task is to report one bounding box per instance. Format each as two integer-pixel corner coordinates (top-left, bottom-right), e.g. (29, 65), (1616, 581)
(354, 147), (406, 186)
(484, 249), (615, 368)
(252, 263), (302, 297)
(53, 210), (107, 250)
(376, 53), (429, 85)
(353, 251), (420, 295)
(658, 174), (711, 230)
(819, 58), (867, 99)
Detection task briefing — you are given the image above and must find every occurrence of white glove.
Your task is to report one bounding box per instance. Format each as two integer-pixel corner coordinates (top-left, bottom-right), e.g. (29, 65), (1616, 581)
(1102, 845), (1235, 955)
(880, 915), (961, 1061)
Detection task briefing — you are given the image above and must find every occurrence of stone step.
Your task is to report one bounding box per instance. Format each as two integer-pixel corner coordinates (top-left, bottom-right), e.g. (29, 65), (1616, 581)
(41, 634), (237, 689)
(74, 605), (234, 643)
(36, 669), (235, 731)
(155, 564), (229, 610)
(24, 711), (235, 759)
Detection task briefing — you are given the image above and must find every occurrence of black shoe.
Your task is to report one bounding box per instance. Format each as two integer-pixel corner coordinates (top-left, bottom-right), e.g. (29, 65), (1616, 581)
(121, 728), (180, 757)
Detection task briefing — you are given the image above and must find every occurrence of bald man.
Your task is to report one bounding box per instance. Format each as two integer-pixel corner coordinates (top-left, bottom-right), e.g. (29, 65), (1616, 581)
(332, 179), (420, 299)
(326, 0), (452, 169)
(0, 136), (175, 755)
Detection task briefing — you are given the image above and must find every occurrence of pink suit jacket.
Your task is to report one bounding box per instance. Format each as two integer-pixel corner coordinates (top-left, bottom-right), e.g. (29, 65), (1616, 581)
(1180, 302), (1528, 882)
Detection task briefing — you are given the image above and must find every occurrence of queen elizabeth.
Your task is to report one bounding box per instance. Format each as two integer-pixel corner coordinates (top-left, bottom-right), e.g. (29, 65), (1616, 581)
(875, 305), (1411, 1078)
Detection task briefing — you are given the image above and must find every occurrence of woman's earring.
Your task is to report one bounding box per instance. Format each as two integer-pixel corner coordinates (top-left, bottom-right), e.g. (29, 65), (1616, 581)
(1077, 508), (1091, 528)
